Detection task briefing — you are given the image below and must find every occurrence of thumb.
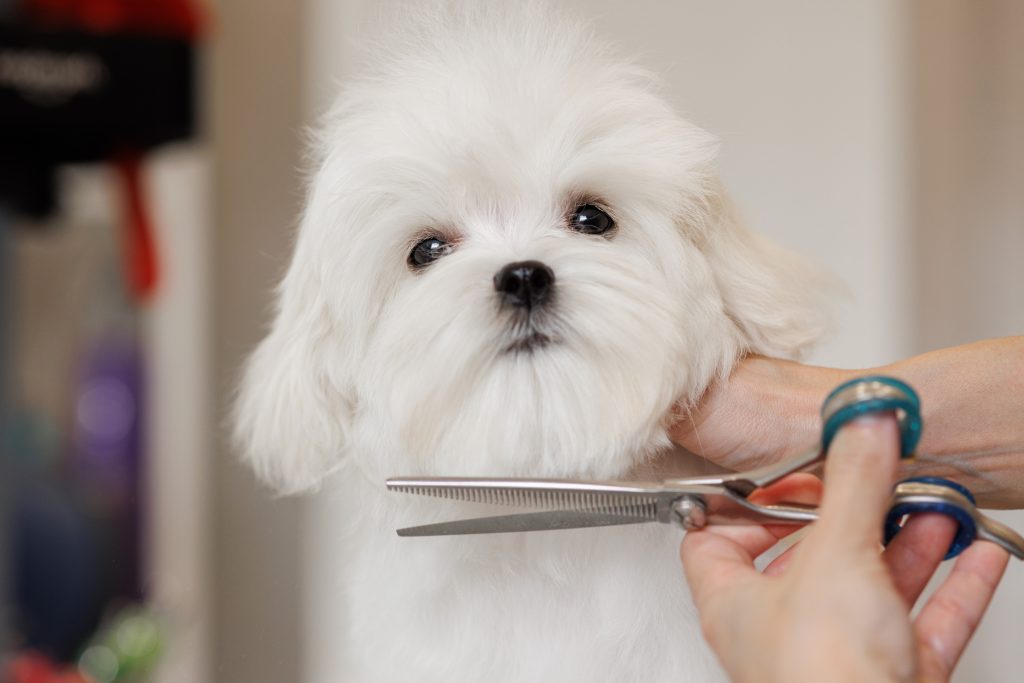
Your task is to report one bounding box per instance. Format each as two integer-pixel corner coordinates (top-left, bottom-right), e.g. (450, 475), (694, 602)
(815, 413), (901, 551)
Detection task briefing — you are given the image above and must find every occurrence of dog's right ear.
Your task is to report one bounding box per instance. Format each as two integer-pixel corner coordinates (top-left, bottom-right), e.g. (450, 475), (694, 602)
(232, 260), (351, 494)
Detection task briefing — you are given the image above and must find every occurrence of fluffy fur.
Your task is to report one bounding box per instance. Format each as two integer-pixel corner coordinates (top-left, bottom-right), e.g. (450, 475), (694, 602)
(234, 3), (828, 680)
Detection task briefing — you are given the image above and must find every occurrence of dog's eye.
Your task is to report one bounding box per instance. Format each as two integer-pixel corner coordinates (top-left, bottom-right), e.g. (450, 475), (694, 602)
(569, 204), (614, 235)
(409, 236), (452, 268)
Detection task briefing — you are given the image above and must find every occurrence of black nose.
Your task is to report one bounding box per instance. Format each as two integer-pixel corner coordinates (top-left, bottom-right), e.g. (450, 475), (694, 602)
(493, 260), (555, 309)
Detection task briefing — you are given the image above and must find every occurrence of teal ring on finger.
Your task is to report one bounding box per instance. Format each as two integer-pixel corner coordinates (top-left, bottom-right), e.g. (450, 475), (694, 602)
(820, 376), (921, 459)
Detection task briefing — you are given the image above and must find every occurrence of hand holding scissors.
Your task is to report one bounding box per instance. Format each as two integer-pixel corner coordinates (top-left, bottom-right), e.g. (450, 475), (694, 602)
(682, 410), (1010, 683)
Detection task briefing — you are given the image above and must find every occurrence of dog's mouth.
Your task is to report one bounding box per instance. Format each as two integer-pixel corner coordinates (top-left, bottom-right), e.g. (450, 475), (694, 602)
(504, 331), (554, 354)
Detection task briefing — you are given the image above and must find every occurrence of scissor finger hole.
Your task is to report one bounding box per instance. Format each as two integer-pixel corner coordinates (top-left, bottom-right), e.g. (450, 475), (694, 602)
(884, 500), (976, 561)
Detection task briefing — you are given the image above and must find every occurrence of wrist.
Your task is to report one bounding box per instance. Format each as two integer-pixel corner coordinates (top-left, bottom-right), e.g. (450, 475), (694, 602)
(709, 357), (853, 470)
(748, 356), (852, 459)
(873, 339), (1024, 507)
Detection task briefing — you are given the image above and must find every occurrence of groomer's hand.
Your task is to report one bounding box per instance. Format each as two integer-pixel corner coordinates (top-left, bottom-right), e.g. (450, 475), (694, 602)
(671, 355), (850, 472)
(681, 415), (1010, 683)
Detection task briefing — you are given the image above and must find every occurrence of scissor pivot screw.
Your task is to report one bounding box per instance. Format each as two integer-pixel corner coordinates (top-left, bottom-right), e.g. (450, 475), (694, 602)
(671, 496), (707, 530)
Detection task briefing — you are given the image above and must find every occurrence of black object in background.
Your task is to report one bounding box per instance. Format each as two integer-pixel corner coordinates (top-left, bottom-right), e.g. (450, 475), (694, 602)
(0, 22), (197, 217)
(0, 24), (195, 162)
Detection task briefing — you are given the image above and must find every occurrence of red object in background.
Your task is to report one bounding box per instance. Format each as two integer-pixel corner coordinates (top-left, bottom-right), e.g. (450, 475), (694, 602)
(116, 155), (159, 300)
(21, 0), (205, 39)
(7, 652), (91, 683)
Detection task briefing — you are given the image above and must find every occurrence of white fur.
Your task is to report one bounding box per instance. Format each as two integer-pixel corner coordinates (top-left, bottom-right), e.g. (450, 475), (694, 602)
(234, 3), (828, 681)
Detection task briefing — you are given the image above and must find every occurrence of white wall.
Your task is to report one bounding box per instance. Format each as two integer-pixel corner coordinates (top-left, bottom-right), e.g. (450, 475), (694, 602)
(209, 0), (308, 681)
(910, 3), (1024, 679)
(145, 148), (213, 683)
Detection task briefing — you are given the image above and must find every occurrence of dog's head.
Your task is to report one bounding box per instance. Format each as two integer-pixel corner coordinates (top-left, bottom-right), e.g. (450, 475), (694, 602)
(234, 4), (828, 492)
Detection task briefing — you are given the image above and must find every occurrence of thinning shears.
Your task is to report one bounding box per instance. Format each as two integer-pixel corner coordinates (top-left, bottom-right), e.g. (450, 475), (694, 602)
(387, 376), (1024, 560)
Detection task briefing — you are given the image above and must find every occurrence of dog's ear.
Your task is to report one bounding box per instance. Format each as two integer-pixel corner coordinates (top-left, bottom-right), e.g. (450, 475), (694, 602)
(698, 189), (832, 359)
(232, 260), (351, 494)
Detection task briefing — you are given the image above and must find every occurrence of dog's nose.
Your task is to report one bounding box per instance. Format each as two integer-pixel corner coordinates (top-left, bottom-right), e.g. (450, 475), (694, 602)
(493, 260), (555, 309)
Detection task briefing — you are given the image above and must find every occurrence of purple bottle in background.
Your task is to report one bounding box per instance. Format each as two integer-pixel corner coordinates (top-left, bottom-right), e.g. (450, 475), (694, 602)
(71, 275), (146, 603)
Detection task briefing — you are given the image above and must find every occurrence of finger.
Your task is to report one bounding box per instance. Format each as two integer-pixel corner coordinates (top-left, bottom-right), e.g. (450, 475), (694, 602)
(680, 530), (766, 654)
(748, 474), (821, 573)
(883, 512), (958, 607)
(761, 532), (807, 576)
(816, 414), (901, 550)
(679, 476), (814, 595)
(681, 530), (761, 613)
(914, 541), (1010, 682)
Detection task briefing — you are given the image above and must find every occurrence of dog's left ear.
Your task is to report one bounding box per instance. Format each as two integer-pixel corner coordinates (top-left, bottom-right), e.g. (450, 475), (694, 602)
(698, 189), (832, 359)
(232, 261), (352, 494)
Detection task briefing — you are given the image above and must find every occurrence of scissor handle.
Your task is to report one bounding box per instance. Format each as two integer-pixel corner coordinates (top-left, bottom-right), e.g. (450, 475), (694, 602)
(884, 477), (977, 560)
(821, 379), (980, 559)
(820, 376), (922, 459)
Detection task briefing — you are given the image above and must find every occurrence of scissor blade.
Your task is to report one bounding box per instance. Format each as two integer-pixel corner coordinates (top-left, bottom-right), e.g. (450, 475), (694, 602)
(387, 477), (669, 517)
(396, 510), (654, 536)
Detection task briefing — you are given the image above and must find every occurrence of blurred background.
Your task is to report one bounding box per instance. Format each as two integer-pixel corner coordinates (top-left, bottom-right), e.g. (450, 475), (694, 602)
(0, 1), (1020, 681)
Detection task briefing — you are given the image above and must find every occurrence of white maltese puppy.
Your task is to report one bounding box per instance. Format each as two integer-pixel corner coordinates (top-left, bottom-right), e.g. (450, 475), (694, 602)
(235, 3), (827, 680)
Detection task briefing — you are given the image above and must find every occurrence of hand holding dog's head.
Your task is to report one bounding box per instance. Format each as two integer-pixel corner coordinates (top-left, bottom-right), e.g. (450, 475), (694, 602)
(234, 4), (828, 493)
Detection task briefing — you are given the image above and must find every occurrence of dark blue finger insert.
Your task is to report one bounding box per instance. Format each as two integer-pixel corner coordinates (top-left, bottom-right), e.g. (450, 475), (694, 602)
(821, 376), (922, 459)
(884, 477), (977, 560)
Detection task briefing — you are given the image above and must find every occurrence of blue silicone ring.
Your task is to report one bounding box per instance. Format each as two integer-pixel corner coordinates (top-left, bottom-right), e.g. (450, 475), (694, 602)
(821, 376), (922, 459)
(883, 477), (977, 560)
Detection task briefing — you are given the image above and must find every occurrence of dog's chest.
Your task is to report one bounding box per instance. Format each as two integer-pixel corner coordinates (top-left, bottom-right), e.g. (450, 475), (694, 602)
(318, 488), (727, 682)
